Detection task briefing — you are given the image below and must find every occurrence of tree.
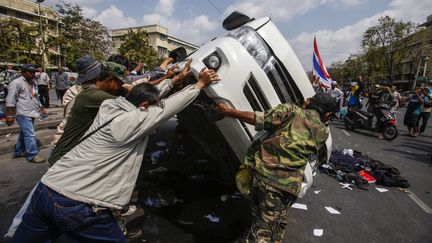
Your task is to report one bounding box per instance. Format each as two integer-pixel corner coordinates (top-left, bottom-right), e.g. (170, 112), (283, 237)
(118, 28), (160, 70)
(361, 16), (415, 83)
(0, 18), (40, 64)
(56, 3), (110, 70)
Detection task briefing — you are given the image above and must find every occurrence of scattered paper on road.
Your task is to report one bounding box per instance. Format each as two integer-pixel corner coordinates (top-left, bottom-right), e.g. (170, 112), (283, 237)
(325, 206), (341, 215)
(313, 229), (323, 236)
(291, 203), (308, 210)
(314, 190), (321, 194)
(204, 213), (220, 223)
(220, 194), (230, 202)
(375, 187), (389, 193)
(155, 141), (167, 147)
(339, 182), (353, 190)
(148, 167), (168, 175)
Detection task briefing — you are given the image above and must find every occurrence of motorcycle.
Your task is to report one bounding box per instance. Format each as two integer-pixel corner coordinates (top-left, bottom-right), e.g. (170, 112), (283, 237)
(344, 108), (398, 140)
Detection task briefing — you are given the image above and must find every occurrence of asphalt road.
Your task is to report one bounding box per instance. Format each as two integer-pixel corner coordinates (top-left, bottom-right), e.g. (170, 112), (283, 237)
(0, 105), (431, 243)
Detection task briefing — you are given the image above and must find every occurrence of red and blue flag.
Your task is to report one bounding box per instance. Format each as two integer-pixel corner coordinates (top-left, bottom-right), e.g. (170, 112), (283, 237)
(312, 36), (332, 88)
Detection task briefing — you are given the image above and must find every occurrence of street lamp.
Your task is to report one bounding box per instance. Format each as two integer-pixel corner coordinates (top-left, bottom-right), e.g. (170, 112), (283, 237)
(36, 0), (46, 71)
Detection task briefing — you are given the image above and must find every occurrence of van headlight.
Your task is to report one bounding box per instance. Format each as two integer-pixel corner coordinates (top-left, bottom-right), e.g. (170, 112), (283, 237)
(228, 26), (270, 67)
(207, 54), (221, 69)
(204, 52), (221, 71)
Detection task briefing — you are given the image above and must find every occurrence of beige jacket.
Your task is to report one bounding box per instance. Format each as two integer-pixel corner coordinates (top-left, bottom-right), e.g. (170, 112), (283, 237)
(42, 84), (201, 209)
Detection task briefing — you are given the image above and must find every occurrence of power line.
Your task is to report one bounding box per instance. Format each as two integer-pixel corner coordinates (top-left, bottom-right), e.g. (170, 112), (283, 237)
(206, 0), (223, 14)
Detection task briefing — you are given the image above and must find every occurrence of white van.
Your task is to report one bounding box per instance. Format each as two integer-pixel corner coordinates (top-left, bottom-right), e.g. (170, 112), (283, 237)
(176, 12), (332, 197)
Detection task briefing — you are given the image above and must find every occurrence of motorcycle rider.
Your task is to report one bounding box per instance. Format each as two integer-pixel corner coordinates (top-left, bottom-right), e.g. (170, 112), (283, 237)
(372, 85), (395, 139)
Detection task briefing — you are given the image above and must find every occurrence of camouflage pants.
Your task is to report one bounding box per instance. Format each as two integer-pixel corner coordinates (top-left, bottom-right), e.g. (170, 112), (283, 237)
(238, 176), (297, 243)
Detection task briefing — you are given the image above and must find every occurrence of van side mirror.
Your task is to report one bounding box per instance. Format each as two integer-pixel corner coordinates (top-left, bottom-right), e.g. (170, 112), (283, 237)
(223, 11), (252, 31)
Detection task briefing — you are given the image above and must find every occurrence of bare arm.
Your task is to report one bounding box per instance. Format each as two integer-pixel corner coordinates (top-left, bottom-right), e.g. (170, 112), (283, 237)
(216, 103), (255, 125)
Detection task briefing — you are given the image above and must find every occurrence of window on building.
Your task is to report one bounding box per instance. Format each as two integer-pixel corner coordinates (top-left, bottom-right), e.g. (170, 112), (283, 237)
(0, 7), (7, 15)
(157, 46), (168, 55)
(16, 11), (33, 22)
(160, 34), (167, 40)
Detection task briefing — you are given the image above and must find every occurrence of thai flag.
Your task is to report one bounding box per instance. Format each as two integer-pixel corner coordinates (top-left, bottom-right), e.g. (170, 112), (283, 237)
(312, 36), (332, 88)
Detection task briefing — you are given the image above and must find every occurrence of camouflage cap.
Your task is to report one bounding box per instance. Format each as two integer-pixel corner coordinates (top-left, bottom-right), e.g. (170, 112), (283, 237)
(101, 61), (130, 84)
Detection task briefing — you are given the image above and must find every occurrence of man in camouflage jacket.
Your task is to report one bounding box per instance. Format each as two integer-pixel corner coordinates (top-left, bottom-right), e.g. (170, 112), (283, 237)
(217, 92), (339, 243)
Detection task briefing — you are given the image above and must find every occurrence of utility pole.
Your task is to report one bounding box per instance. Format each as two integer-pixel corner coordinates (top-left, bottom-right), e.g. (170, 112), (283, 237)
(412, 50), (424, 91)
(36, 0), (46, 71)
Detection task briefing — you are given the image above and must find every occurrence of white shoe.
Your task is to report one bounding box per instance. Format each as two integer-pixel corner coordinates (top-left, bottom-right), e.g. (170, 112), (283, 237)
(120, 205), (137, 216)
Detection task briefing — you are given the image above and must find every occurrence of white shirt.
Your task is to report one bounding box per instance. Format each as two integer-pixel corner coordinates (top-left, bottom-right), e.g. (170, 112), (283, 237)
(329, 87), (343, 100)
(36, 72), (50, 86)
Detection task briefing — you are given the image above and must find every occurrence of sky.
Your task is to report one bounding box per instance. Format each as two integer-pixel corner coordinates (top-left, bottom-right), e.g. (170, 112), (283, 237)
(42, 0), (432, 71)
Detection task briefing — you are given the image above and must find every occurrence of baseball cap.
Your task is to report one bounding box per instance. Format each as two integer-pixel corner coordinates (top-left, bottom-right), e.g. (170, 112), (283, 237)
(101, 62), (130, 84)
(310, 92), (339, 114)
(22, 64), (38, 72)
(75, 55), (102, 84)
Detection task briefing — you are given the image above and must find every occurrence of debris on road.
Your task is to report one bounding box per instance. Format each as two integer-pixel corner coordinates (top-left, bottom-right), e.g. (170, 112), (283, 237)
(291, 203), (308, 210)
(339, 182), (353, 190)
(204, 213), (220, 223)
(325, 206), (341, 215)
(375, 187), (389, 193)
(313, 229), (324, 236)
(314, 189), (322, 194)
(148, 166), (169, 175)
(156, 141), (167, 147)
(220, 194), (230, 202)
(173, 197), (184, 204)
(150, 150), (165, 163)
(320, 149), (410, 190)
(142, 196), (167, 208)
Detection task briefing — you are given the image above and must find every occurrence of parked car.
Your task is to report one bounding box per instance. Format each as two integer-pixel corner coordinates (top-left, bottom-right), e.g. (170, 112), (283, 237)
(174, 11), (332, 197)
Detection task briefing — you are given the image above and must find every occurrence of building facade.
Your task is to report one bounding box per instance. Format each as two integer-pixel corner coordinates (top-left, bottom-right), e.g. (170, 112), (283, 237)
(111, 24), (198, 57)
(394, 15), (432, 88)
(0, 0), (61, 67)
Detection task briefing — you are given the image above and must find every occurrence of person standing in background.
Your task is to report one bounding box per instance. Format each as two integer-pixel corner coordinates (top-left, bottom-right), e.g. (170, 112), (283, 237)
(52, 67), (69, 102)
(35, 67), (51, 108)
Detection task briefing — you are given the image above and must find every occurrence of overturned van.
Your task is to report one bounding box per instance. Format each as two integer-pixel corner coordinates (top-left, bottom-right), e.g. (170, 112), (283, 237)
(175, 12), (332, 197)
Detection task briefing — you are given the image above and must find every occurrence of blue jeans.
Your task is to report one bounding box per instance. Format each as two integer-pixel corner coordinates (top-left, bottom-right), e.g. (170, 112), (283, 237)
(12, 183), (126, 243)
(14, 115), (38, 161)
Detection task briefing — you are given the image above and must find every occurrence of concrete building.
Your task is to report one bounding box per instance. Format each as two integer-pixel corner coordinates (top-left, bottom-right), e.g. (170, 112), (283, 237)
(111, 24), (198, 57)
(0, 0), (61, 67)
(394, 15), (432, 89)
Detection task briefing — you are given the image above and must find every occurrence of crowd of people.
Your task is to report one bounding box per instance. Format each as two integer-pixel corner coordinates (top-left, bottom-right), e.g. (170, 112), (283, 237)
(313, 76), (431, 138)
(2, 53), (341, 243)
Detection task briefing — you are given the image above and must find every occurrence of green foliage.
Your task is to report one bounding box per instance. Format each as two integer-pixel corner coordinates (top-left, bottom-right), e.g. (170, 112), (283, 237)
(56, 3), (111, 70)
(0, 18), (40, 64)
(118, 28), (160, 70)
(329, 15), (416, 84)
(361, 15), (415, 82)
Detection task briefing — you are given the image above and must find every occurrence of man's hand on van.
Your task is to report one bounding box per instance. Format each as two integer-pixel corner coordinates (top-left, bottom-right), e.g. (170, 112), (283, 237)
(172, 59), (192, 85)
(196, 67), (219, 89)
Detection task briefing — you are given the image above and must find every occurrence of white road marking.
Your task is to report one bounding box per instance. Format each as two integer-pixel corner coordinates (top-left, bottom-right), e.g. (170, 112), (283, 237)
(406, 189), (432, 214)
(342, 130), (351, 136)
